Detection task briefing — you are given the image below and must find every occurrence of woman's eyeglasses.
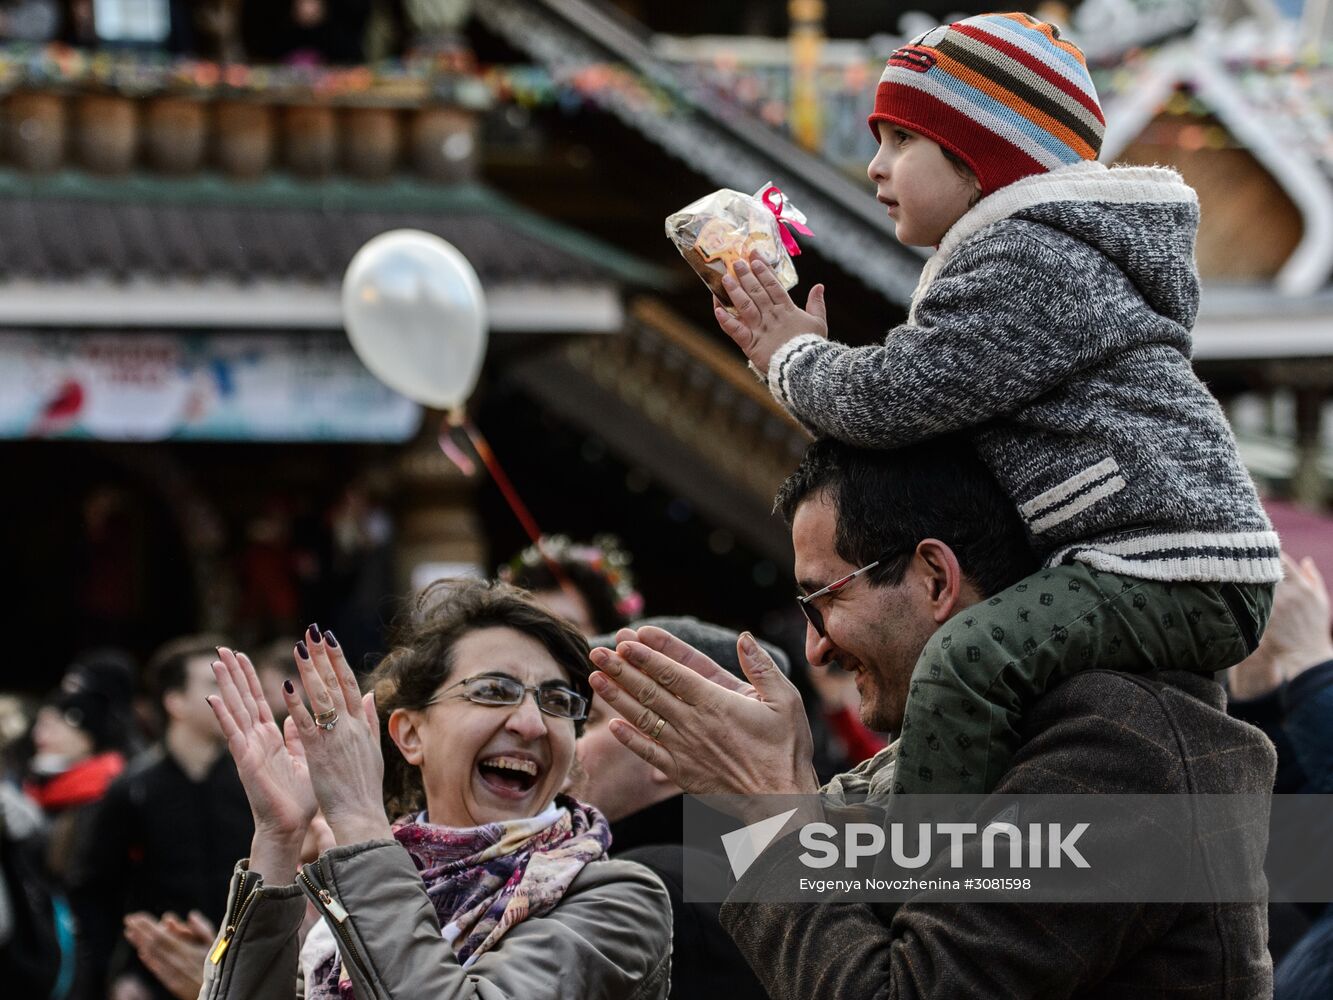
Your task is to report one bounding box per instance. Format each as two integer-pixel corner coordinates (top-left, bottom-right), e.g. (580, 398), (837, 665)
(427, 673), (589, 721)
(796, 556), (891, 638)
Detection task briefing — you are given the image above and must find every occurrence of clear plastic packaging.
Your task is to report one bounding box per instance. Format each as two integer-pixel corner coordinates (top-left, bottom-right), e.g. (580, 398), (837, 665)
(665, 183), (802, 308)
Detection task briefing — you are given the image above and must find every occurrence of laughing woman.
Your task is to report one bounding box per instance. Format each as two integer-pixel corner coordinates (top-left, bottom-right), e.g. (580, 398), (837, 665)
(199, 580), (671, 1000)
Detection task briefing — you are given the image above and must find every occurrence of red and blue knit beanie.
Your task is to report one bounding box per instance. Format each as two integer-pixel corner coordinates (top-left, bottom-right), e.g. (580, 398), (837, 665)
(868, 12), (1105, 197)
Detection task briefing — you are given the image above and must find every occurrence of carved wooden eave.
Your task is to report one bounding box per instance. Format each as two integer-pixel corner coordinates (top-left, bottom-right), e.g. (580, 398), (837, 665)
(474, 0), (925, 305)
(505, 296), (808, 561)
(1099, 34), (1333, 298)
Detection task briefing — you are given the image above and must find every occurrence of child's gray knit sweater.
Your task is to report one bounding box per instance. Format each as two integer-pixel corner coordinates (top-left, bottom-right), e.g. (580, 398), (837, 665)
(768, 161), (1281, 583)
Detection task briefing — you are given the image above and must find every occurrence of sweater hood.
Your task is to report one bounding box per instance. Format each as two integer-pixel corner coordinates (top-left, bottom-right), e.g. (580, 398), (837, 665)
(910, 161), (1201, 327)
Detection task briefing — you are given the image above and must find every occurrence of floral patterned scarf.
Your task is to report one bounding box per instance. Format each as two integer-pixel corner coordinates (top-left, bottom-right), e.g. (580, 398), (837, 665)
(304, 795), (610, 998)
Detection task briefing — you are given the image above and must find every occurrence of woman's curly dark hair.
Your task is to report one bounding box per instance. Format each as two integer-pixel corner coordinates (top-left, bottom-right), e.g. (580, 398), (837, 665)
(369, 578), (593, 819)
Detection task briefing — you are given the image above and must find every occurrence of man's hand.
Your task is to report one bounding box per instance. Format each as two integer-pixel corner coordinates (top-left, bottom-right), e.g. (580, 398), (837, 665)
(588, 626), (819, 812)
(1230, 552), (1333, 699)
(714, 257), (827, 375)
(123, 910), (215, 1000)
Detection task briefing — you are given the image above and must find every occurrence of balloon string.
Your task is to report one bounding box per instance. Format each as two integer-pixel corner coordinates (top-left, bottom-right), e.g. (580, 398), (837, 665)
(459, 419), (544, 545)
(445, 415), (580, 597)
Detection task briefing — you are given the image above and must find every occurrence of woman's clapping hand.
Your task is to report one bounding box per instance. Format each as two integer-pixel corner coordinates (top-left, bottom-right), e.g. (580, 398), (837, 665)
(208, 648), (318, 842)
(208, 626), (393, 873)
(282, 626), (393, 845)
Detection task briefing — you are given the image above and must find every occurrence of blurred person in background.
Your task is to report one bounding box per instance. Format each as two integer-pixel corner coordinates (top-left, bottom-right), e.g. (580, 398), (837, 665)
(237, 502), (303, 645)
(110, 640), (300, 1000)
(68, 635), (251, 1000)
(120, 813), (337, 1000)
(316, 481), (395, 664)
(24, 653), (135, 880)
(74, 488), (145, 658)
(0, 694), (35, 781)
(1226, 552), (1333, 998)
(502, 534), (641, 637)
(2, 690), (77, 1000)
(576, 616), (779, 1000)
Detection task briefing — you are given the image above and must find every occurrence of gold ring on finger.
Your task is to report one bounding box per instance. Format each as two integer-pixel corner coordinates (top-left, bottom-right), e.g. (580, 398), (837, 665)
(650, 716), (666, 741)
(314, 708), (340, 731)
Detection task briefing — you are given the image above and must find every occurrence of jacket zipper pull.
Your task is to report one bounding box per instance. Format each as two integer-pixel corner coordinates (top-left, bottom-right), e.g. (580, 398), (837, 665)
(211, 870), (258, 966)
(318, 889), (350, 923)
(209, 928), (235, 965)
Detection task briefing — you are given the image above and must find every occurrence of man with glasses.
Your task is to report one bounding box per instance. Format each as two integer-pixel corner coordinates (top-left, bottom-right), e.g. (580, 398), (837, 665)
(589, 435), (1276, 999)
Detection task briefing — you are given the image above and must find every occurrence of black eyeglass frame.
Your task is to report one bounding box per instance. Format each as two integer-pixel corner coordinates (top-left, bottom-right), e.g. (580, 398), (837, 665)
(425, 672), (589, 722)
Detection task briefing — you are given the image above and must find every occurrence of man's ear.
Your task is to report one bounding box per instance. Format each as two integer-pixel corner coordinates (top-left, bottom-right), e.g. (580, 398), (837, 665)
(913, 539), (969, 624)
(387, 708), (424, 766)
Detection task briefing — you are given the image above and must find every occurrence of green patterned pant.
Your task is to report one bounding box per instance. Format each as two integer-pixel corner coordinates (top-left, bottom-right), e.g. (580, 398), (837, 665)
(892, 563), (1274, 796)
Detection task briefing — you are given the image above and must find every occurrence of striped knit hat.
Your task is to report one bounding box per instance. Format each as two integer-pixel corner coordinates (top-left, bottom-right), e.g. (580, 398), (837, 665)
(869, 12), (1105, 197)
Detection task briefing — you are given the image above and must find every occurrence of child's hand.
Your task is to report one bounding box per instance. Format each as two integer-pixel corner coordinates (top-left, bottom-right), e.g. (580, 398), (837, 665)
(714, 256), (827, 374)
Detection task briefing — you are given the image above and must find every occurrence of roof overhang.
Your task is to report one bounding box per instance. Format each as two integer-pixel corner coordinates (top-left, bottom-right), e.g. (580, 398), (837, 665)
(1099, 38), (1333, 296)
(0, 278), (624, 333)
(1194, 286), (1333, 359)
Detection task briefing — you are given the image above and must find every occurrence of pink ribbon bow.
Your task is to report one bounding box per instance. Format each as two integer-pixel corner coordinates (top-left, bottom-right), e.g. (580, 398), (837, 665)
(761, 186), (814, 256)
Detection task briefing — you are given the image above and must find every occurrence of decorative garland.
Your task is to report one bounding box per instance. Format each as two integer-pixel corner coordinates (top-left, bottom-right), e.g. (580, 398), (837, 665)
(0, 39), (1325, 165)
(1095, 58), (1333, 163)
(0, 42), (676, 112)
(502, 534), (644, 619)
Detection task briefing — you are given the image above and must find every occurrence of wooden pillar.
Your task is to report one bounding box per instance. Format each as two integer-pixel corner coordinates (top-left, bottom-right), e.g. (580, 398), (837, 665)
(216, 102), (275, 179)
(74, 94), (139, 175)
(788, 0), (824, 154)
(410, 107), (479, 182)
(144, 98), (208, 174)
(392, 425), (488, 595)
(284, 105), (339, 179)
(4, 92), (66, 172)
(343, 107), (401, 179)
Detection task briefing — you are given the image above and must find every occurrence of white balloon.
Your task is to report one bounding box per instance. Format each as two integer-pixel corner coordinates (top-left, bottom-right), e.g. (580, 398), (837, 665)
(341, 230), (488, 409)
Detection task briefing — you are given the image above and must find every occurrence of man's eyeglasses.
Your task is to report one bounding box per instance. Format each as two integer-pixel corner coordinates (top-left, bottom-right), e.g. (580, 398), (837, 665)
(426, 673), (589, 721)
(796, 557), (888, 638)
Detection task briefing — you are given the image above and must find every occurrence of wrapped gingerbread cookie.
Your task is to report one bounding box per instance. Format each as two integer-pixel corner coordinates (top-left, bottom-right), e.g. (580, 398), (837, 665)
(665, 182), (812, 308)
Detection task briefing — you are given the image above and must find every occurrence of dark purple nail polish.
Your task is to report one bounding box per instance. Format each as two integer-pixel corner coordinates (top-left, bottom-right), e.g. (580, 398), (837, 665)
(307, 622), (322, 642)
(283, 679), (294, 694)
(324, 630), (339, 648)
(296, 640), (309, 660)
